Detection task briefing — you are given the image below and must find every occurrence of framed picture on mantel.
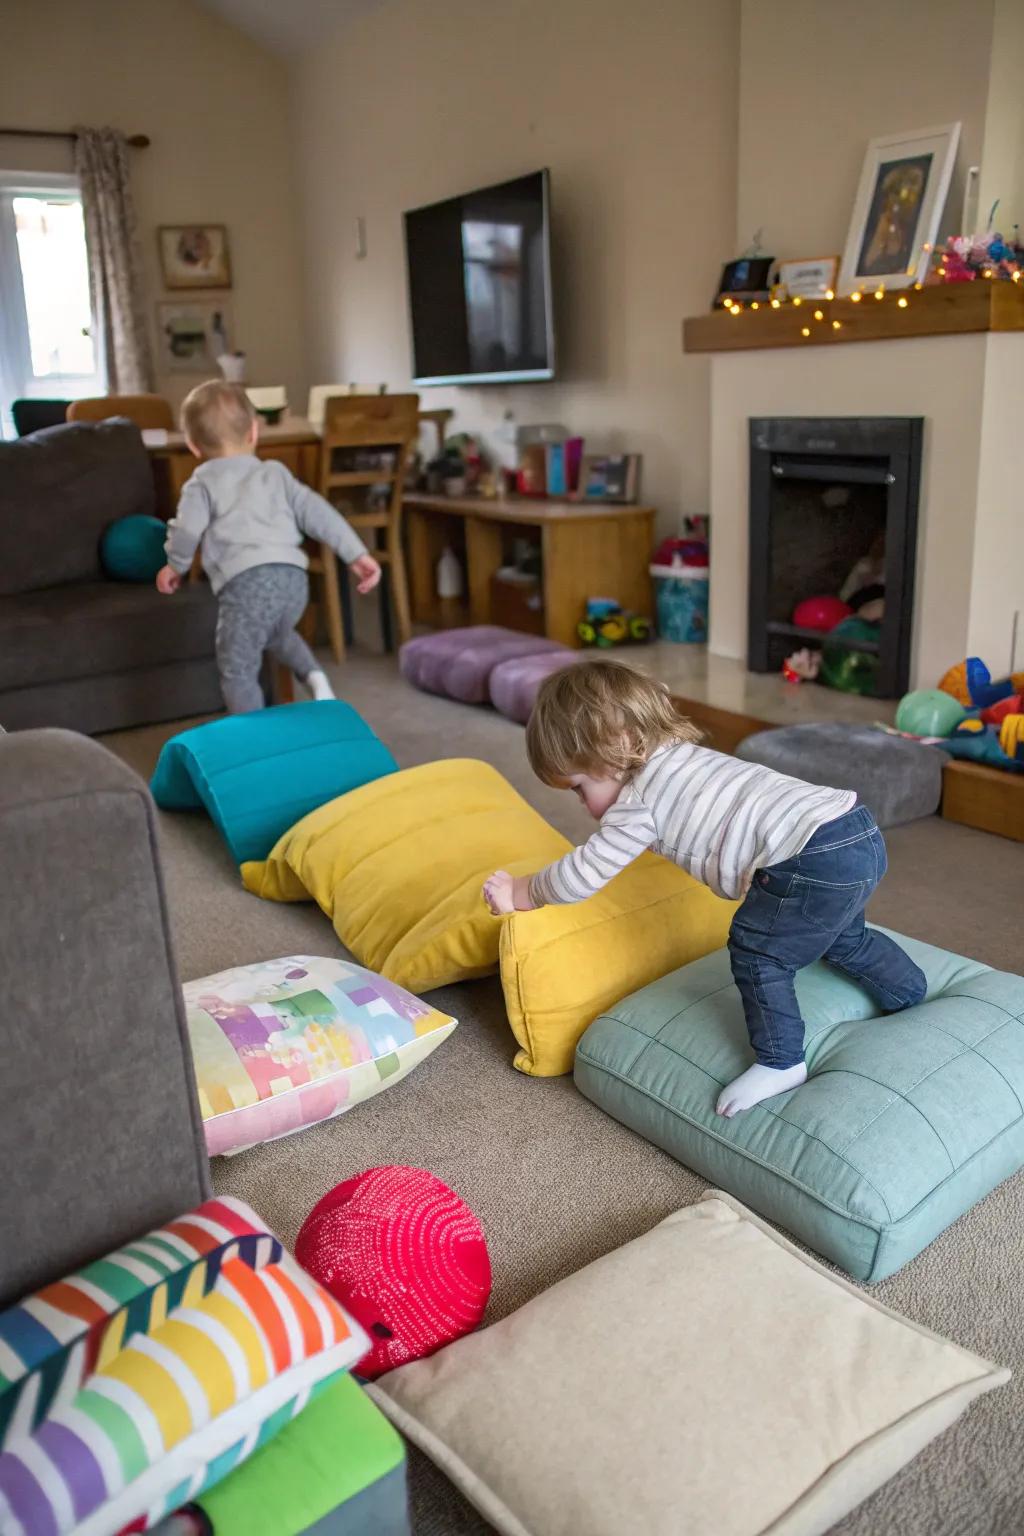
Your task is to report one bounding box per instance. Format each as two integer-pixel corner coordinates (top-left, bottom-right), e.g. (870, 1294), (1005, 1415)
(838, 122), (961, 294)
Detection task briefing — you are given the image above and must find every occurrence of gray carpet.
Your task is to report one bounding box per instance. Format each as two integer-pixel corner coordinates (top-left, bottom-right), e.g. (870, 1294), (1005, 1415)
(103, 653), (1024, 1536)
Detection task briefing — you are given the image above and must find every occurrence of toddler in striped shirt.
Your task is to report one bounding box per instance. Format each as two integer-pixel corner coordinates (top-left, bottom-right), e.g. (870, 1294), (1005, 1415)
(483, 660), (925, 1117)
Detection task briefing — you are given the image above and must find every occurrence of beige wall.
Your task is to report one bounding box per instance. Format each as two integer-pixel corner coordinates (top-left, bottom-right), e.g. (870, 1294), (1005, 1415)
(737, 0), (995, 264)
(2, 0), (305, 413)
(289, 0), (740, 535)
(977, 0), (1024, 236)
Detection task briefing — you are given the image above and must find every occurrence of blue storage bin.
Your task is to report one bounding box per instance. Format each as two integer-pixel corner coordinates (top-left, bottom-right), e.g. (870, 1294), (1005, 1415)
(651, 563), (708, 643)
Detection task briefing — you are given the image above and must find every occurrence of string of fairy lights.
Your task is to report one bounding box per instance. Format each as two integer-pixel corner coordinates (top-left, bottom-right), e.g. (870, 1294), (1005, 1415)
(719, 245), (1022, 336)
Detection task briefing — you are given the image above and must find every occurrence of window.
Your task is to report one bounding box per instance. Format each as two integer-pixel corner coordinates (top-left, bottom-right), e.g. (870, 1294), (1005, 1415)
(0, 173), (104, 437)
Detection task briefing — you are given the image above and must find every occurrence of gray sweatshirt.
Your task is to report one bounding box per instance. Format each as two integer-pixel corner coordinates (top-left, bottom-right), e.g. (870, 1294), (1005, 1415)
(164, 455), (368, 594)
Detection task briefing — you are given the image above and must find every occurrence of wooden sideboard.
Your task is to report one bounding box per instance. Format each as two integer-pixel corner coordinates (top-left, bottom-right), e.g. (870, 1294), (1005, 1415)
(403, 492), (655, 648)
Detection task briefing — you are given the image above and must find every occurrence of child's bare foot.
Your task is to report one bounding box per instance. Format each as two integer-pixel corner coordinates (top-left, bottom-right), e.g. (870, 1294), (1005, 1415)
(716, 1061), (807, 1118)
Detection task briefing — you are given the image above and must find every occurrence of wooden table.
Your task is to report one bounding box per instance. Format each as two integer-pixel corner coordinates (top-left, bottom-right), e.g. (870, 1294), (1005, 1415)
(403, 492), (656, 648)
(147, 416), (321, 501)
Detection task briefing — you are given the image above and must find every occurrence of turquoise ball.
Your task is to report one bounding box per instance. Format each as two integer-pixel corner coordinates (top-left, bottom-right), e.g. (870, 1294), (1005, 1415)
(895, 689), (967, 737)
(100, 514), (169, 582)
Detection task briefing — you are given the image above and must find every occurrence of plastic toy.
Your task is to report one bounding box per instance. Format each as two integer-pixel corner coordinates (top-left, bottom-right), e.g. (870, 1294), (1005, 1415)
(792, 595), (852, 633)
(819, 616), (880, 695)
(938, 656), (1024, 710)
(578, 597), (652, 647)
(895, 689), (967, 738)
(782, 648), (820, 683)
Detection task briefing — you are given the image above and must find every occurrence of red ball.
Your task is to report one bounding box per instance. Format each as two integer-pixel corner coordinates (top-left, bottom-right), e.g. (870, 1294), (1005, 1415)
(295, 1165), (492, 1380)
(792, 595), (852, 633)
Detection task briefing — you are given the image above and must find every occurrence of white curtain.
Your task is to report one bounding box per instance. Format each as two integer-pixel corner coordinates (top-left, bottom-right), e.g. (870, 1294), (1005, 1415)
(73, 127), (154, 392)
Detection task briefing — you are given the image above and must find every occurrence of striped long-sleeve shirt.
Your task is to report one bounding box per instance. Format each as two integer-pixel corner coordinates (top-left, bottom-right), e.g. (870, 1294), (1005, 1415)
(528, 742), (856, 905)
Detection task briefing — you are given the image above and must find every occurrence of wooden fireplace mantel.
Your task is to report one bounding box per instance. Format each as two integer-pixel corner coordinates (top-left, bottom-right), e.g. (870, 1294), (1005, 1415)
(682, 279), (1024, 354)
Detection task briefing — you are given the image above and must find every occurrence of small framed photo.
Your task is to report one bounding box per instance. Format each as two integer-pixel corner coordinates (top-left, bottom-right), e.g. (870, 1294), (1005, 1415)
(578, 453), (641, 504)
(157, 300), (232, 372)
(773, 256), (839, 301)
(158, 224), (232, 289)
(713, 256), (774, 309)
(839, 123), (961, 294)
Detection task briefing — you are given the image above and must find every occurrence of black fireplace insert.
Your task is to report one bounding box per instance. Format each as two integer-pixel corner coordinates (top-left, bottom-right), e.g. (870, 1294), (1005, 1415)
(748, 417), (923, 698)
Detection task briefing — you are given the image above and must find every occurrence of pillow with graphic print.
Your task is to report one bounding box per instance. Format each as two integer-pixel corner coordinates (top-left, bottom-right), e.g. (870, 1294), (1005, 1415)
(0, 1196), (280, 1453)
(184, 955), (457, 1156)
(0, 1206), (370, 1536)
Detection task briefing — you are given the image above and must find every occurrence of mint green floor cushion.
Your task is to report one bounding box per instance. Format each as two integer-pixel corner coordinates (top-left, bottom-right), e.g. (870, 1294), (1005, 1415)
(576, 929), (1024, 1283)
(197, 1373), (409, 1535)
(150, 700), (398, 865)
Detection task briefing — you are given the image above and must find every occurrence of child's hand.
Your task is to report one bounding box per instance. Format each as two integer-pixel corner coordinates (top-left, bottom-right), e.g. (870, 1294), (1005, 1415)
(350, 554), (382, 594)
(483, 870), (517, 915)
(156, 565), (182, 595)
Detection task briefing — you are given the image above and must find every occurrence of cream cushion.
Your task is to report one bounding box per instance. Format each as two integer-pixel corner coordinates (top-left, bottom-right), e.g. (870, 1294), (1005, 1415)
(368, 1193), (1007, 1536)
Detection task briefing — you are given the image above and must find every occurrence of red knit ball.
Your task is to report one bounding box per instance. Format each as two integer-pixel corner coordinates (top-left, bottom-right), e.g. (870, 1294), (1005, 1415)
(295, 1165), (492, 1380)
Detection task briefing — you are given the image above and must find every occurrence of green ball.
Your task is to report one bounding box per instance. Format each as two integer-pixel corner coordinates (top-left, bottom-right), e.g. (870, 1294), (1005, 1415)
(100, 514), (169, 582)
(895, 689), (967, 737)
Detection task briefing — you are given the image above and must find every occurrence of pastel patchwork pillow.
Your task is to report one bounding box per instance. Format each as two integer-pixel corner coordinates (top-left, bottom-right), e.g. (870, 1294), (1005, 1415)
(185, 955), (457, 1156)
(0, 1197), (370, 1536)
(399, 626), (567, 704)
(369, 1192), (1008, 1536)
(499, 853), (736, 1075)
(150, 699), (398, 865)
(242, 760), (569, 993)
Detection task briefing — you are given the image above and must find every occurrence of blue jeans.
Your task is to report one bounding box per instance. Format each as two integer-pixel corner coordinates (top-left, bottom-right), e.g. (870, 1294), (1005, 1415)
(728, 804), (927, 1069)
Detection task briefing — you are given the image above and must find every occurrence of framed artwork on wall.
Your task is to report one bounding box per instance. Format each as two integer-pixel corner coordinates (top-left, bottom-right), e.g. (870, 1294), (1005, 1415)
(713, 256), (775, 309)
(158, 224), (232, 289)
(838, 123), (961, 294)
(157, 300), (231, 372)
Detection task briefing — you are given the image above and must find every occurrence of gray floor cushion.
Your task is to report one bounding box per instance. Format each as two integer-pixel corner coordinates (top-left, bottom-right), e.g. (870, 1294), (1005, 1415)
(736, 722), (943, 827)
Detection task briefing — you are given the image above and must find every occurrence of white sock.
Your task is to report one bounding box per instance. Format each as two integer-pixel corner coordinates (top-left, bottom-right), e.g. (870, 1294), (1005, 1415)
(716, 1061), (807, 1118)
(305, 669), (335, 702)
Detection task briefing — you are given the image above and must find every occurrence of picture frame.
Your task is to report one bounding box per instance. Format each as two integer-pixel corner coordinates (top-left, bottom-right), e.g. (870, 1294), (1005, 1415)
(156, 300), (232, 372)
(838, 123), (961, 294)
(158, 224), (232, 289)
(773, 255), (839, 301)
(713, 256), (775, 309)
(578, 453), (641, 504)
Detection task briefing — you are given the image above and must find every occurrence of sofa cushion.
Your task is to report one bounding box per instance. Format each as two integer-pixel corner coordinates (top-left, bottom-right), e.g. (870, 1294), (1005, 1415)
(368, 1192), (1008, 1536)
(0, 579), (216, 691)
(736, 722), (943, 828)
(242, 759), (569, 994)
(185, 956), (456, 1156)
(488, 647), (579, 724)
(575, 930), (1024, 1282)
(400, 626), (567, 704)
(499, 854), (735, 1076)
(0, 419), (154, 595)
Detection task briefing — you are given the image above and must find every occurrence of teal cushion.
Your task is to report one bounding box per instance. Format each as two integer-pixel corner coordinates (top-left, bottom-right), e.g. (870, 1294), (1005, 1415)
(100, 513), (169, 581)
(150, 700), (398, 864)
(576, 929), (1024, 1283)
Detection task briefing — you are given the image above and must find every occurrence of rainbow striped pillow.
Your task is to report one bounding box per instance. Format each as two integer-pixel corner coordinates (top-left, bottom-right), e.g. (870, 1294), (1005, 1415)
(0, 1201), (369, 1535)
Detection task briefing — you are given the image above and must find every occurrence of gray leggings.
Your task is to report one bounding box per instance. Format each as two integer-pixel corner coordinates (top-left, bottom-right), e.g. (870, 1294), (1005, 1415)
(216, 563), (318, 713)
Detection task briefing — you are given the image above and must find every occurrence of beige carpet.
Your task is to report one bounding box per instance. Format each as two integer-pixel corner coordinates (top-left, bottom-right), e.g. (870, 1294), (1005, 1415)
(103, 652), (1024, 1536)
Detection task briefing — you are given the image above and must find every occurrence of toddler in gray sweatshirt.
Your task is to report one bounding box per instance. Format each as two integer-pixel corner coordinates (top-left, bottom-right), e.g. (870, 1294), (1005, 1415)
(156, 380), (380, 713)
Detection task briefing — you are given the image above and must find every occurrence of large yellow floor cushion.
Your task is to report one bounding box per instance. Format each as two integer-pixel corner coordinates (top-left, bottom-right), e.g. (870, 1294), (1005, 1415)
(242, 759), (569, 994)
(500, 854), (736, 1075)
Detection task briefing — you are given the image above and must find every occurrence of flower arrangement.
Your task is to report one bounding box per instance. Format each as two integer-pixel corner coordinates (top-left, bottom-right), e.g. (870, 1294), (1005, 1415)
(928, 228), (1024, 283)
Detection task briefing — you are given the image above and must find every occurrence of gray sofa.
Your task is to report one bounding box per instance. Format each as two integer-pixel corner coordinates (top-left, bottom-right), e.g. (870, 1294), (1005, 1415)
(0, 418), (223, 734)
(0, 728), (211, 1308)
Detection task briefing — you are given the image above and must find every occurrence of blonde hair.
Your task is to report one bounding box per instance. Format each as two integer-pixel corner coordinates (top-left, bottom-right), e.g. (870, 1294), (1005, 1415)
(526, 659), (702, 784)
(181, 380), (256, 455)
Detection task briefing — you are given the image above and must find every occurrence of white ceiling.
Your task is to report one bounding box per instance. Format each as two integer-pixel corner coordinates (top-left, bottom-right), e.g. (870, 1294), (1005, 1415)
(197, 0), (379, 56)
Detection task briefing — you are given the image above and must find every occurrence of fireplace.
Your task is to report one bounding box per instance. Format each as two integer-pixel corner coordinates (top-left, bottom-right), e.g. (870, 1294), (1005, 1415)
(747, 417), (923, 698)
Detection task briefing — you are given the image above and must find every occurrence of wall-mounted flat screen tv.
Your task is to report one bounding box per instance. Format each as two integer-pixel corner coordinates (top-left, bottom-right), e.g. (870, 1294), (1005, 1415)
(404, 169), (555, 386)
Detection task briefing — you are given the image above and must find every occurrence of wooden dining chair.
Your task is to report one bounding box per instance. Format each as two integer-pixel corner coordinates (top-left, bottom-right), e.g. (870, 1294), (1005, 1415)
(317, 393), (420, 658)
(67, 394), (176, 431)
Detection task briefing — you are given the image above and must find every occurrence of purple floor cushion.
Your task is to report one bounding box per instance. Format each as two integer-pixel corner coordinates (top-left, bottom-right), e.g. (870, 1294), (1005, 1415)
(400, 626), (567, 704)
(489, 647), (580, 724)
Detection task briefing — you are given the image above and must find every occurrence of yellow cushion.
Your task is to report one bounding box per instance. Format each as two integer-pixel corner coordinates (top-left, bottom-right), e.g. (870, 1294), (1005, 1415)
(499, 853), (736, 1076)
(241, 759), (569, 995)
